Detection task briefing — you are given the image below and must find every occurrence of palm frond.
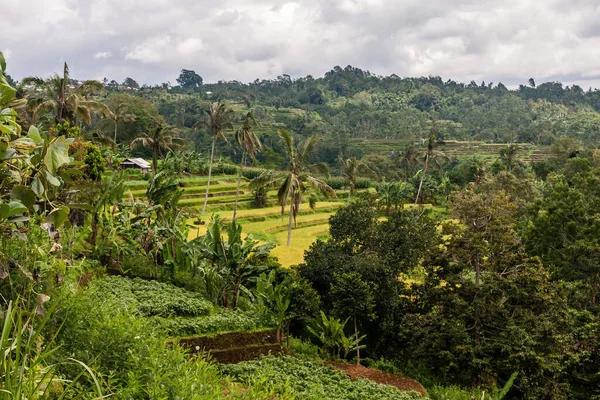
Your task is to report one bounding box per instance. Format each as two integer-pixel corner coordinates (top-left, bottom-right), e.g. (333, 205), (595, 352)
(305, 176), (337, 199)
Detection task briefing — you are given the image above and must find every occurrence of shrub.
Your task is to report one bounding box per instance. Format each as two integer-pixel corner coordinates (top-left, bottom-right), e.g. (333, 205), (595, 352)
(355, 178), (372, 189)
(242, 168), (268, 180)
(325, 177), (347, 190)
(213, 163), (239, 175)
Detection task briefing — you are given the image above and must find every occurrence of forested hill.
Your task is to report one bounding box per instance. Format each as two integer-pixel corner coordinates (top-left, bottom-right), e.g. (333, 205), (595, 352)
(95, 65), (600, 147)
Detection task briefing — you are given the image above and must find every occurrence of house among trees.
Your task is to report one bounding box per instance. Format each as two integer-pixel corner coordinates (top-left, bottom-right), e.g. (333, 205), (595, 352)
(120, 158), (151, 174)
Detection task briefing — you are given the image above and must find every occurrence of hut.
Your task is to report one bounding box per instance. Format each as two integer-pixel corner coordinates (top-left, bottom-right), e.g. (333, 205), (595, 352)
(120, 158), (151, 174)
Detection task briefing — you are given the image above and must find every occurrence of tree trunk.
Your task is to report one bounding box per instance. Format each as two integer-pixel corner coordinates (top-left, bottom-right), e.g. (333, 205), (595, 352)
(286, 192), (294, 247)
(114, 117), (118, 143)
(233, 152), (245, 221)
(91, 213), (98, 246)
(354, 317), (360, 365)
(414, 153), (430, 205)
(201, 136), (217, 217)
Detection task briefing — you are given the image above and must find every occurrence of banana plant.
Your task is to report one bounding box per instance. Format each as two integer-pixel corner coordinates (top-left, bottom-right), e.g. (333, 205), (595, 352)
(193, 217), (275, 309)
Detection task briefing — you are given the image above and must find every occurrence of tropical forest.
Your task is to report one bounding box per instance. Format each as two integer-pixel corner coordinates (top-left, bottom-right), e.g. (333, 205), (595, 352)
(2, 50), (600, 400)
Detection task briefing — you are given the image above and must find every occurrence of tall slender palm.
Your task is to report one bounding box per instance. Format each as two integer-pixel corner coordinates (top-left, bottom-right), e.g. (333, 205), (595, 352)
(108, 97), (136, 143)
(251, 129), (336, 246)
(22, 62), (110, 126)
(414, 135), (447, 205)
(338, 156), (369, 203)
(194, 102), (233, 217)
(233, 112), (262, 221)
(131, 119), (185, 175)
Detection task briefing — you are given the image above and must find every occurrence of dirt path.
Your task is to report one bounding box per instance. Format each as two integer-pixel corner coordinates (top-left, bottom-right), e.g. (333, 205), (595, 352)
(327, 361), (427, 397)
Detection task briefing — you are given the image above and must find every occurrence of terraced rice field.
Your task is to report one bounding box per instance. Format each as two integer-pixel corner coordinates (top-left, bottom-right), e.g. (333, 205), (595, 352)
(123, 171), (346, 267)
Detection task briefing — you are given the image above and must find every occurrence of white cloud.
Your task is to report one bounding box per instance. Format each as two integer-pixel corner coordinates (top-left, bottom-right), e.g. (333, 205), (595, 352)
(177, 38), (204, 55)
(94, 51), (112, 59)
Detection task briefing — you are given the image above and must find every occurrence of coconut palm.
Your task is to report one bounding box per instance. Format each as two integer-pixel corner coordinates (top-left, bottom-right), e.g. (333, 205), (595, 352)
(414, 134), (447, 205)
(338, 156), (369, 203)
(499, 144), (520, 171)
(21, 62), (110, 126)
(131, 119), (186, 175)
(233, 112), (262, 221)
(194, 102), (234, 217)
(108, 96), (136, 143)
(251, 129), (336, 246)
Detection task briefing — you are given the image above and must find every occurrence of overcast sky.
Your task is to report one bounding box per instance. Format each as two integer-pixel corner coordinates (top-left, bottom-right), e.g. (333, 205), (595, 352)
(3, 0), (600, 89)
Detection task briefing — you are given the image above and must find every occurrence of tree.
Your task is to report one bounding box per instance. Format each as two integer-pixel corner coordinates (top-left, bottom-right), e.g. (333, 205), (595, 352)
(122, 77), (139, 89)
(233, 112), (262, 221)
(338, 156), (369, 203)
(415, 134), (446, 204)
(176, 69), (203, 90)
(330, 271), (374, 364)
(252, 129), (336, 246)
(107, 94), (136, 143)
(194, 102), (234, 217)
(498, 144), (520, 171)
(131, 119), (185, 175)
(22, 63), (110, 126)
(448, 189), (520, 286)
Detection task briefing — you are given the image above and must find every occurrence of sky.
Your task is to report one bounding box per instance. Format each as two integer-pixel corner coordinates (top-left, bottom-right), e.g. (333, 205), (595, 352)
(3, 0), (600, 89)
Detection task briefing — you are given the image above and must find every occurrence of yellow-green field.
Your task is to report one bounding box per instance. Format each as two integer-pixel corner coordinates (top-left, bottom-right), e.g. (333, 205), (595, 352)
(186, 202), (343, 267)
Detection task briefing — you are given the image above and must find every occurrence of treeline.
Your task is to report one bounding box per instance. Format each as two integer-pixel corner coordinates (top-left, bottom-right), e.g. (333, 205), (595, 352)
(99, 65), (600, 147)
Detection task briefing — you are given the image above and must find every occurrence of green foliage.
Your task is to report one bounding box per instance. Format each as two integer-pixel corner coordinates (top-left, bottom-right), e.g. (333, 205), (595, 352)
(91, 276), (213, 317)
(222, 356), (422, 400)
(0, 300), (104, 399)
(153, 309), (274, 337)
(325, 177), (347, 190)
(83, 144), (105, 181)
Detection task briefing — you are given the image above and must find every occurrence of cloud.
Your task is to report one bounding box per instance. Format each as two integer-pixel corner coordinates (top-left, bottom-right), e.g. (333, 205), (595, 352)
(2, 0), (600, 88)
(94, 51), (112, 59)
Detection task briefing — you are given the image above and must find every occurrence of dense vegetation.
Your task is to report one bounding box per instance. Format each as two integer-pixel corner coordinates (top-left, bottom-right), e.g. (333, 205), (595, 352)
(2, 50), (600, 399)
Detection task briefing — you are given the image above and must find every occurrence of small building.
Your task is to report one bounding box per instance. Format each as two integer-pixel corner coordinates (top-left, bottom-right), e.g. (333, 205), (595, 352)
(120, 158), (151, 174)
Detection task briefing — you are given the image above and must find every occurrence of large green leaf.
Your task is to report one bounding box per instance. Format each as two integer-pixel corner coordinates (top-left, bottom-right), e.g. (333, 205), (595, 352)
(44, 136), (70, 175)
(0, 201), (27, 220)
(44, 170), (61, 187)
(31, 176), (45, 197)
(46, 205), (70, 229)
(11, 186), (36, 209)
(27, 125), (43, 144)
(0, 52), (5, 72)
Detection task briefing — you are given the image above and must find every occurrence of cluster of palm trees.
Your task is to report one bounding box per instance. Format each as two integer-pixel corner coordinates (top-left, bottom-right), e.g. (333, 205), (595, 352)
(17, 62), (339, 246)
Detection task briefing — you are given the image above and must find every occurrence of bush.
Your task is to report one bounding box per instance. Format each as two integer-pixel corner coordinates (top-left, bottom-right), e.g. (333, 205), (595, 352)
(325, 177), (347, 190)
(355, 178), (372, 189)
(242, 168), (268, 180)
(213, 163), (239, 175)
(56, 282), (268, 398)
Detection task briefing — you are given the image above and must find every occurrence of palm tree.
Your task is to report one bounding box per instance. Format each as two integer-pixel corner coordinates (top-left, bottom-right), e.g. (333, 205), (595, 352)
(397, 144), (419, 177)
(499, 144), (520, 171)
(22, 62), (110, 126)
(251, 129), (336, 246)
(414, 135), (447, 205)
(194, 102), (234, 217)
(233, 112), (262, 221)
(108, 97), (136, 143)
(131, 119), (186, 175)
(338, 156), (369, 203)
